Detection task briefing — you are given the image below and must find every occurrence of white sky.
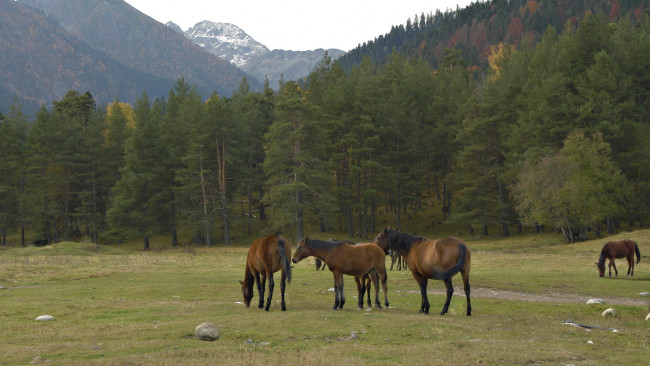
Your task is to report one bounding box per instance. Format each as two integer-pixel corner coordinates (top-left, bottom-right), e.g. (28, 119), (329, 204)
(124, 0), (475, 51)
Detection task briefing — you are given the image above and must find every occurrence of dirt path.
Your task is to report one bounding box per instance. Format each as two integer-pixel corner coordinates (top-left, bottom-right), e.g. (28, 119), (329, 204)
(413, 287), (649, 306)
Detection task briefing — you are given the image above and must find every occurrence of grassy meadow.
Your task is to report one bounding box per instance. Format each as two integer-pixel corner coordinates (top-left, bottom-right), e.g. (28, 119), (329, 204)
(0, 229), (648, 365)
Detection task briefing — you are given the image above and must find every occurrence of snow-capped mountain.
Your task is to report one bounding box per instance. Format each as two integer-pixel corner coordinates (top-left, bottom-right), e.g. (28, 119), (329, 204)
(176, 20), (346, 88)
(184, 21), (269, 69)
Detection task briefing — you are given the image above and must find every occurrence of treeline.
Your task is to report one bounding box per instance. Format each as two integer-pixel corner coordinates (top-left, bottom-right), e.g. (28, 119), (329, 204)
(1, 13), (649, 247)
(337, 0), (647, 71)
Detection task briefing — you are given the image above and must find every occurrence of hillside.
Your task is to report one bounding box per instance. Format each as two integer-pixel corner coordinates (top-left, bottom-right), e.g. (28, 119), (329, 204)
(337, 0), (648, 71)
(19, 0), (260, 98)
(0, 0), (172, 116)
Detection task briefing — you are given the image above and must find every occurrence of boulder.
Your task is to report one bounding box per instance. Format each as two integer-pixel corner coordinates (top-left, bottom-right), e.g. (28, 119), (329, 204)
(195, 322), (220, 341)
(601, 308), (616, 317)
(586, 298), (605, 304)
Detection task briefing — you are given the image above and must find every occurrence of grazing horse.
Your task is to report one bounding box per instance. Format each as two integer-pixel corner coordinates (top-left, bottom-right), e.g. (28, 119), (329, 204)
(374, 228), (471, 316)
(596, 239), (641, 277)
(390, 250), (407, 270)
(240, 234), (292, 311)
(292, 237), (389, 310)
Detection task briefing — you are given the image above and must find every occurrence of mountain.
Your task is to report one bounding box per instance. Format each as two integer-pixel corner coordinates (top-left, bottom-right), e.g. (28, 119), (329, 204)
(0, 0), (172, 116)
(19, 0), (260, 98)
(165, 21), (183, 34)
(181, 20), (346, 87)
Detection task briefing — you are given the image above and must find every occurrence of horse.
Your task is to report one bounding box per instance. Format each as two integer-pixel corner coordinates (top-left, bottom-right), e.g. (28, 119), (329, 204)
(374, 228), (471, 316)
(240, 234), (292, 311)
(389, 250), (407, 270)
(292, 237), (389, 310)
(595, 239), (641, 277)
(315, 239), (354, 271)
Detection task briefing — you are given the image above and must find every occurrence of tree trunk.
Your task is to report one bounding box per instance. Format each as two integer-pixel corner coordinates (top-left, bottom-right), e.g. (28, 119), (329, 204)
(199, 158), (212, 246)
(296, 188), (304, 242)
(216, 137), (230, 246)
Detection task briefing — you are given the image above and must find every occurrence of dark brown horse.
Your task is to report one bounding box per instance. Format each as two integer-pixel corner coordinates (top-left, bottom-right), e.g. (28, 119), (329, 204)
(374, 228), (471, 316)
(389, 250), (407, 270)
(596, 239), (641, 277)
(292, 237), (389, 310)
(240, 234), (292, 311)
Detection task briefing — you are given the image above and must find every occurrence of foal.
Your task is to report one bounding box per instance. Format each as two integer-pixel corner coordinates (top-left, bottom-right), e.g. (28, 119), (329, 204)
(292, 237), (389, 310)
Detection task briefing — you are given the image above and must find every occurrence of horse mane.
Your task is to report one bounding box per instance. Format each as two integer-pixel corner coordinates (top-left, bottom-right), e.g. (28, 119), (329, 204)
(386, 229), (425, 253)
(597, 242), (610, 268)
(304, 238), (347, 250)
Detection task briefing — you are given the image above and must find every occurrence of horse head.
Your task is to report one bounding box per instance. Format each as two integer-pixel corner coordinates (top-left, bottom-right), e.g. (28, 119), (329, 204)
(292, 236), (310, 264)
(373, 227), (392, 254)
(240, 278), (254, 307)
(595, 257), (605, 277)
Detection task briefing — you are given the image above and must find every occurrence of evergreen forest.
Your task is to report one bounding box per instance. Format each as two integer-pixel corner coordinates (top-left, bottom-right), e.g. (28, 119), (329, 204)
(1, 13), (649, 248)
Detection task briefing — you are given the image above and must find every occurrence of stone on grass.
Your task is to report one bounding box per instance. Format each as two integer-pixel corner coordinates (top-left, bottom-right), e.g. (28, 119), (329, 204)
(35, 315), (54, 321)
(586, 298), (605, 304)
(195, 322), (220, 341)
(601, 308), (616, 317)
(645, 313), (650, 321)
(639, 292), (649, 297)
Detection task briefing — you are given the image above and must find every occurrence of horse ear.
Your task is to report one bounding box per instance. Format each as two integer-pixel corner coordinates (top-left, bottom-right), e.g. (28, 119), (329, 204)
(238, 280), (244, 285)
(594, 262), (598, 266)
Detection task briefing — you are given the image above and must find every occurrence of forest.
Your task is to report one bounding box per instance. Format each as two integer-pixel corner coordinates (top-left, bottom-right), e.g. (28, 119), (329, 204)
(1, 12), (649, 247)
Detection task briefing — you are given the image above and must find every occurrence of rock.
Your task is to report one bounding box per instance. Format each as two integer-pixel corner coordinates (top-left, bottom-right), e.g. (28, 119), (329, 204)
(35, 315), (54, 321)
(601, 308), (616, 317)
(645, 313), (650, 321)
(194, 322), (220, 341)
(586, 340), (594, 345)
(639, 292), (649, 297)
(586, 298), (605, 304)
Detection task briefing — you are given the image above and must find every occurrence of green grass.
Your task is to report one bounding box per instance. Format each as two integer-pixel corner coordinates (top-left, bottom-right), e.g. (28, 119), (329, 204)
(1, 231), (649, 365)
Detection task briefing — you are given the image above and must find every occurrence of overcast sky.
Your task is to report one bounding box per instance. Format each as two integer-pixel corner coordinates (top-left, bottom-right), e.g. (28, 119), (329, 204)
(124, 0), (475, 51)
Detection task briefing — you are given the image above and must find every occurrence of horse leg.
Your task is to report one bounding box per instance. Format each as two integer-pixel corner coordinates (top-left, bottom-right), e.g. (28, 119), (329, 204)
(264, 271), (274, 311)
(611, 259), (618, 277)
(255, 273), (264, 309)
(379, 268), (389, 308)
(440, 279), (454, 315)
(354, 276), (364, 310)
(280, 269), (287, 311)
(414, 274), (429, 314)
(390, 252), (396, 270)
(339, 277), (345, 309)
(365, 275), (372, 307)
(462, 269), (471, 316)
(368, 271), (380, 309)
(333, 271), (343, 310)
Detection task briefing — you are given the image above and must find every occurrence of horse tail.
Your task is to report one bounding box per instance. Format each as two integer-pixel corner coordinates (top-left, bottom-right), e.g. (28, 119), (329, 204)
(277, 237), (292, 283)
(634, 241), (641, 264)
(435, 242), (468, 281)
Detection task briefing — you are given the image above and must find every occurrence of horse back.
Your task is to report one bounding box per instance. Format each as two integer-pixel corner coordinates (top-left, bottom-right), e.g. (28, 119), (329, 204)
(248, 234), (290, 273)
(410, 236), (470, 277)
(331, 242), (386, 276)
(604, 239), (637, 259)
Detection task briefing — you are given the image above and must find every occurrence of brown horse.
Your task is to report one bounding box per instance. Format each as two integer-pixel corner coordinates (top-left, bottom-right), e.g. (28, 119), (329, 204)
(292, 237), (389, 310)
(596, 239), (641, 277)
(374, 228), (471, 316)
(240, 234), (292, 311)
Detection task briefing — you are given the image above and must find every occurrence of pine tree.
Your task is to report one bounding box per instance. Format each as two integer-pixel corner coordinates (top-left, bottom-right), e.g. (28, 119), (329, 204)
(107, 94), (169, 250)
(0, 101), (28, 245)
